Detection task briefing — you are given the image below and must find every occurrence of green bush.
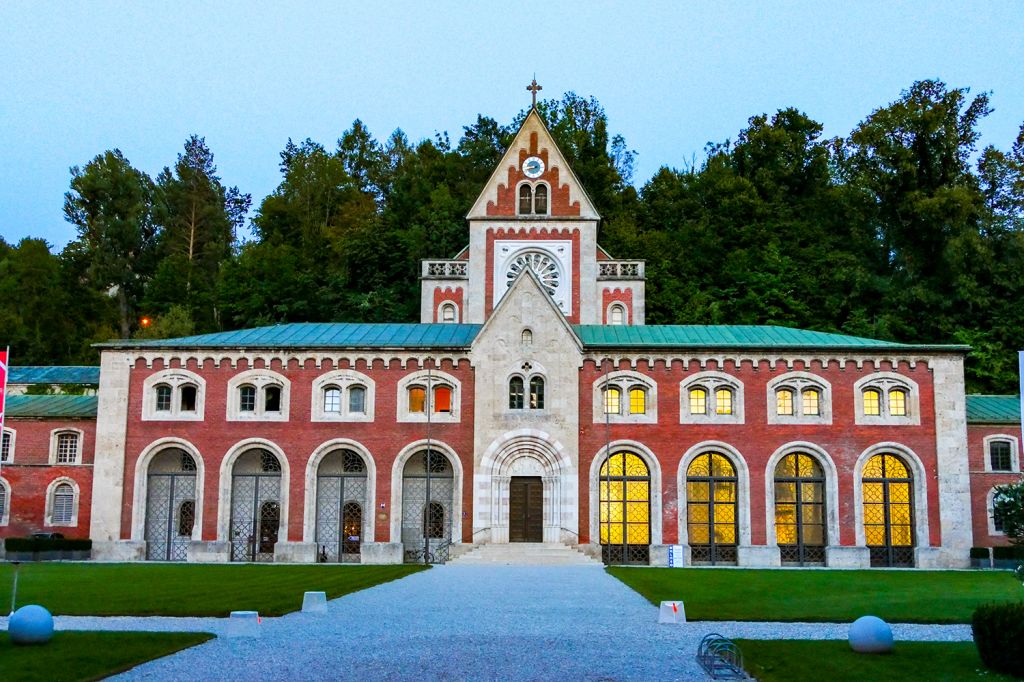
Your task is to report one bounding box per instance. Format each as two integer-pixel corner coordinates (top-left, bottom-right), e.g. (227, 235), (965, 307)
(972, 602), (1024, 677)
(4, 537), (93, 552)
(991, 545), (1024, 560)
(969, 546), (990, 559)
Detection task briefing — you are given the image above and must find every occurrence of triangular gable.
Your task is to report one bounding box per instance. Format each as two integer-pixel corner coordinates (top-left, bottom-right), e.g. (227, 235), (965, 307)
(471, 266), (583, 353)
(467, 108), (600, 220)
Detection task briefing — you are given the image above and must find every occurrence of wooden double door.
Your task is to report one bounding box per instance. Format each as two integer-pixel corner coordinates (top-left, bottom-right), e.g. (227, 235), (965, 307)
(509, 476), (544, 542)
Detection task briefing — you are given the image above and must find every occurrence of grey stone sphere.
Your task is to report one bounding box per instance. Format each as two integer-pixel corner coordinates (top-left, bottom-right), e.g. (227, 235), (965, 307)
(848, 615), (894, 653)
(8, 604), (55, 646)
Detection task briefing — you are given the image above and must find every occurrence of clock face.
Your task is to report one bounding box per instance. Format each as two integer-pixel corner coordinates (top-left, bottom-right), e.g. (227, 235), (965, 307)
(522, 156), (545, 178)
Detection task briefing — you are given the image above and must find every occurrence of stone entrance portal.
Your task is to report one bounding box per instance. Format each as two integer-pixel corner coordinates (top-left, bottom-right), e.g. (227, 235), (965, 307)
(509, 476), (543, 542)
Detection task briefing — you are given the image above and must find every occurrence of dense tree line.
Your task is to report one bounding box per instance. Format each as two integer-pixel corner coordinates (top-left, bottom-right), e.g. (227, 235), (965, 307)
(2, 81), (1023, 392)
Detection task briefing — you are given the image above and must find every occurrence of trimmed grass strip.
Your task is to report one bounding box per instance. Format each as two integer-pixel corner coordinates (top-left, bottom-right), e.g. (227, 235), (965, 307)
(0, 563), (427, 617)
(0, 631), (213, 682)
(607, 567), (1021, 623)
(735, 639), (1017, 682)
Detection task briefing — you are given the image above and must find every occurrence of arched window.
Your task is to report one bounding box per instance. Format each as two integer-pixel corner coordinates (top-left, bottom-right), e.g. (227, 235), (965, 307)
(715, 388), (733, 415)
(629, 387), (646, 415)
(774, 453), (826, 565)
(862, 453), (915, 567)
(264, 385), (281, 413)
(439, 303), (457, 323)
(521, 329), (533, 345)
(323, 386), (341, 413)
(401, 449), (455, 562)
(230, 448), (283, 562)
(315, 449), (369, 563)
(801, 388), (820, 416)
(52, 483), (75, 525)
(529, 377), (545, 409)
(688, 387), (706, 415)
(533, 184), (548, 213)
(348, 386), (366, 414)
(509, 376), (525, 409)
(1, 429), (12, 463)
(599, 451), (650, 565)
(776, 389), (794, 416)
(862, 389), (881, 416)
(408, 386), (426, 413)
(989, 439), (1013, 472)
(609, 304), (626, 326)
(518, 184), (533, 214)
(239, 385), (256, 412)
(145, 448), (198, 561)
(433, 385), (452, 414)
(604, 386), (622, 415)
(686, 453), (738, 565)
(155, 384), (172, 412)
(889, 389), (907, 416)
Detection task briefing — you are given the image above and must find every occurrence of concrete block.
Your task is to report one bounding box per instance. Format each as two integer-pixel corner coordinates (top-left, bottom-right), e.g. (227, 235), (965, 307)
(915, 546), (949, 569)
(360, 542), (403, 564)
(188, 541), (231, 563)
(658, 601), (686, 624)
(826, 545), (871, 568)
(91, 540), (145, 561)
(274, 541), (316, 563)
(227, 611), (261, 638)
(302, 591), (328, 613)
(737, 544), (781, 567)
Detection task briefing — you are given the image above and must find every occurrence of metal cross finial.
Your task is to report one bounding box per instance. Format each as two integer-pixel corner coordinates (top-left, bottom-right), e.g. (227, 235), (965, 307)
(527, 78), (542, 108)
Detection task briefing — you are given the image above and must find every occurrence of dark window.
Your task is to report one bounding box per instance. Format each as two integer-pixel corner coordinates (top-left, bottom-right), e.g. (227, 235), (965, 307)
(424, 501), (445, 539)
(509, 376), (524, 409)
(993, 493), (1005, 533)
(534, 184), (548, 213)
(529, 376), (545, 409)
(180, 452), (197, 472)
(180, 385), (197, 412)
(348, 386), (366, 414)
(343, 450), (365, 473)
(260, 450), (282, 473)
(155, 384), (172, 411)
(178, 500), (195, 537)
(518, 185), (533, 214)
(239, 385), (256, 412)
(990, 440), (1013, 471)
(1, 431), (11, 462)
(264, 385), (281, 412)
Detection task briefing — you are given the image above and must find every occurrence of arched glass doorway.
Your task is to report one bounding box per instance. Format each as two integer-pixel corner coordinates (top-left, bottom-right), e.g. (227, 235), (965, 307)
(401, 450), (454, 563)
(774, 452), (826, 566)
(145, 448), (197, 561)
(862, 453), (915, 567)
(315, 449), (368, 563)
(599, 451), (650, 565)
(686, 452), (738, 565)
(230, 449), (283, 562)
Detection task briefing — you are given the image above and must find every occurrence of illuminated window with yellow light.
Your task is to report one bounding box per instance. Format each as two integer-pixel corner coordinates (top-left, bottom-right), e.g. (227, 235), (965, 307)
(776, 389), (794, 416)
(408, 386), (426, 413)
(861, 452), (915, 567)
(604, 386), (621, 415)
(689, 387), (707, 415)
(629, 387), (646, 415)
(598, 451), (651, 565)
(685, 452), (738, 565)
(715, 388), (733, 415)
(863, 389), (881, 416)
(774, 452), (826, 565)
(802, 389), (820, 416)
(889, 389), (907, 416)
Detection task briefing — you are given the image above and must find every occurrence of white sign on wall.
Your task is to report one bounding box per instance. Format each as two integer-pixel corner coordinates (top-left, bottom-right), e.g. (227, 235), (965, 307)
(667, 544), (685, 568)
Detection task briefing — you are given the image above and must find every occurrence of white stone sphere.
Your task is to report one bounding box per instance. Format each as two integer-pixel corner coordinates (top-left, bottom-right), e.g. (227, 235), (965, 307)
(8, 604), (55, 646)
(848, 615), (893, 653)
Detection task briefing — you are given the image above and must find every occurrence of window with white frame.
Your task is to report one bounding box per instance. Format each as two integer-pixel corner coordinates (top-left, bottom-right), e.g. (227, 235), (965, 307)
(517, 182), (549, 215)
(680, 371), (743, 424)
(142, 369), (206, 421)
(854, 373), (920, 425)
(767, 372), (832, 424)
(983, 435), (1019, 473)
(0, 479), (9, 526)
(509, 366), (547, 412)
(46, 479), (78, 527)
(49, 429), (83, 465)
(593, 371), (657, 423)
(439, 302), (458, 323)
(1, 428), (14, 463)
(227, 369), (290, 421)
(608, 303), (627, 326)
(312, 370), (375, 422)
(989, 487), (1009, 535)
(397, 369), (460, 422)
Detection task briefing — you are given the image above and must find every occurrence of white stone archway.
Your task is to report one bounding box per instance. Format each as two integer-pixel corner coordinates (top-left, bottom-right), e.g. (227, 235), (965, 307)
(475, 429), (577, 544)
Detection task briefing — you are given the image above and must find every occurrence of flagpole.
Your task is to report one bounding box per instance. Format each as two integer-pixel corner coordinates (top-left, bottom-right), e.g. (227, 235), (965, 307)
(0, 346), (8, 484)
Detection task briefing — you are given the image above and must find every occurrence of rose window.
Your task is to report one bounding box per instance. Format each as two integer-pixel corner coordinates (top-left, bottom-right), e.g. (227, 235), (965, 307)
(506, 251), (560, 297)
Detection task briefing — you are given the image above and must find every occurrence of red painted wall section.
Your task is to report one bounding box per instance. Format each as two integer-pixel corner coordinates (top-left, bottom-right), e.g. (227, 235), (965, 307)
(0, 417), (96, 538)
(484, 227), (581, 323)
(966, 423), (1021, 547)
(485, 132), (581, 217)
(601, 288), (633, 324)
(432, 287), (464, 323)
(577, 359), (940, 549)
(120, 357), (476, 544)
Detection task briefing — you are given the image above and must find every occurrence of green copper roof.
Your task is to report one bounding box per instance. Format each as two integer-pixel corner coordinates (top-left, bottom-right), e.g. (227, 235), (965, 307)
(966, 395), (1021, 424)
(5, 395), (98, 419)
(573, 325), (969, 351)
(9, 366), (100, 385)
(99, 323), (484, 349)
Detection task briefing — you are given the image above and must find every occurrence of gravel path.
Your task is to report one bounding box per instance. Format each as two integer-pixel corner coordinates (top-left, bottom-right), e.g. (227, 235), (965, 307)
(1, 565), (974, 681)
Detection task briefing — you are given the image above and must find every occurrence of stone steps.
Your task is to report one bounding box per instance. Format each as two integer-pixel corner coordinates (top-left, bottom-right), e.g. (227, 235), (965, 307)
(447, 542), (602, 566)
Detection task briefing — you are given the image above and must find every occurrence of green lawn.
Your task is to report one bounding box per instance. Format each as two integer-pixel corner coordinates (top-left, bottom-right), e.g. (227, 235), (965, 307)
(736, 640), (1017, 682)
(0, 631), (213, 682)
(0, 563), (426, 617)
(607, 567), (1023, 623)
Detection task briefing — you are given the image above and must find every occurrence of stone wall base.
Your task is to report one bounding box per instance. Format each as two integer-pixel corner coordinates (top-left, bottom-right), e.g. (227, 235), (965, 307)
(92, 540), (145, 561)
(915, 546), (961, 569)
(737, 544), (781, 567)
(275, 541), (316, 563)
(826, 545), (871, 568)
(360, 542), (403, 564)
(187, 541), (230, 562)
(574, 543), (603, 562)
(647, 544), (672, 566)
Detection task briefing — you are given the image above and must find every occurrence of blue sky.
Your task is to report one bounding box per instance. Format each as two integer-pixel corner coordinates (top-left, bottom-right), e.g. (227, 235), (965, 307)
(2, 1), (1022, 249)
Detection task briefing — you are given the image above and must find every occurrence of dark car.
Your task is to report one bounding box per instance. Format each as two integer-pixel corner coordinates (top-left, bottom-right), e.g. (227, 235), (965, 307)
(30, 532), (65, 540)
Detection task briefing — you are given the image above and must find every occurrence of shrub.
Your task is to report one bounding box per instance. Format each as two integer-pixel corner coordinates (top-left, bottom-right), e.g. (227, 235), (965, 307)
(969, 546), (990, 559)
(4, 537), (93, 552)
(992, 545), (1024, 560)
(972, 602), (1024, 677)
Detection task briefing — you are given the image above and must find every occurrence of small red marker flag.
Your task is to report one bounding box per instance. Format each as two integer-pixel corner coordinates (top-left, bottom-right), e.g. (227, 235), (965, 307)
(672, 602), (678, 613)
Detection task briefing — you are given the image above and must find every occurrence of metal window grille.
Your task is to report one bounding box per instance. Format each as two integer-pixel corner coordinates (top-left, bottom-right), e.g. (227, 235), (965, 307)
(509, 377), (524, 409)
(316, 450), (368, 563)
(529, 377), (545, 409)
(348, 386), (366, 414)
(239, 385), (256, 412)
(686, 452), (738, 565)
(324, 387), (341, 413)
(401, 450), (454, 563)
(180, 452), (196, 471)
(155, 385), (172, 411)
(774, 453), (826, 565)
(989, 441), (1012, 471)
(56, 433), (78, 463)
(599, 451), (651, 565)
(52, 484), (74, 525)
(1, 431), (10, 462)
(862, 454), (915, 567)
(260, 450), (281, 473)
